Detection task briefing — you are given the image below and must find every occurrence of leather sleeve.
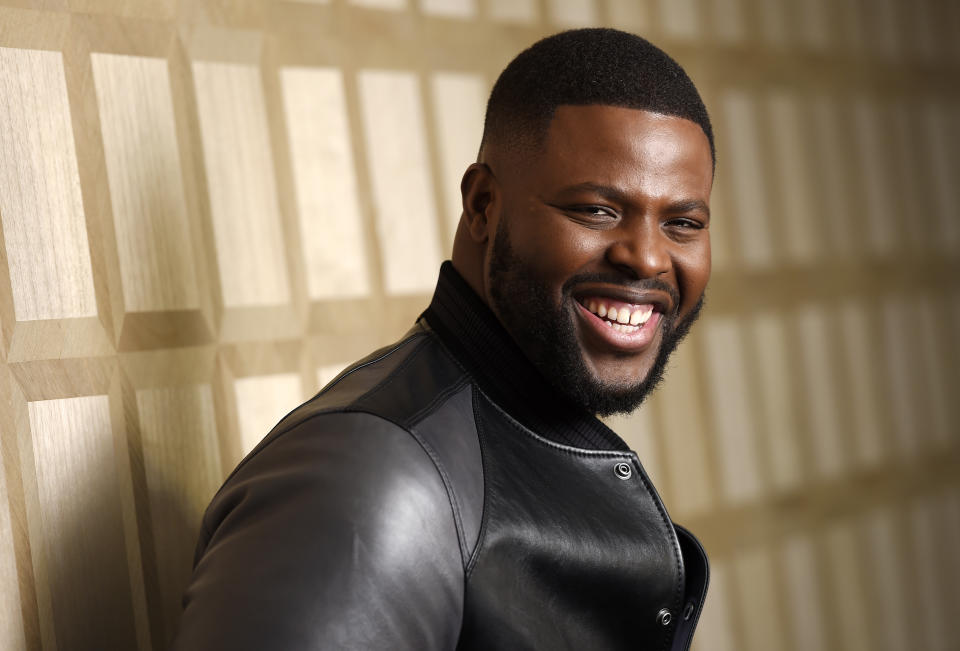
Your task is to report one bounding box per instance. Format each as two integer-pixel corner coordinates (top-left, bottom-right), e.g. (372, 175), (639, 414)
(173, 411), (465, 650)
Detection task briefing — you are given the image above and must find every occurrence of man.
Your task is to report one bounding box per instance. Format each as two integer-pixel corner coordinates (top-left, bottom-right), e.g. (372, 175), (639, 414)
(176, 28), (714, 650)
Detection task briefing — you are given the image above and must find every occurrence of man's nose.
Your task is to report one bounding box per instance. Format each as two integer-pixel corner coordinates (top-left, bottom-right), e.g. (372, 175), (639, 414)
(604, 223), (671, 280)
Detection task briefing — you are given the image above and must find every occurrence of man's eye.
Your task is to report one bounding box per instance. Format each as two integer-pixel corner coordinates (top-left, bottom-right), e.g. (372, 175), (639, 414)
(568, 205), (618, 222)
(666, 217), (705, 230)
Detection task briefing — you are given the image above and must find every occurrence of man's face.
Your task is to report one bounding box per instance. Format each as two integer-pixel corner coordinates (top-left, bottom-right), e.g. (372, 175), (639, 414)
(484, 105), (713, 415)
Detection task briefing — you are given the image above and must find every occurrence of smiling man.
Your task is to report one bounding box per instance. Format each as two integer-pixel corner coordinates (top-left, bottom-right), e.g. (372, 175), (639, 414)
(176, 28), (714, 651)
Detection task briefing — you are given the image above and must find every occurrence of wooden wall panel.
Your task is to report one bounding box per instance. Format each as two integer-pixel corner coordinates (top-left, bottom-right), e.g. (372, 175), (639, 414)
(718, 88), (775, 269)
(0, 2), (956, 649)
(280, 67), (370, 300)
(91, 53), (199, 314)
(702, 316), (763, 504)
(136, 384), (221, 646)
(0, 47), (97, 322)
(429, 72), (485, 241)
(0, 437), (26, 651)
(358, 70), (442, 295)
(25, 395), (136, 650)
(192, 61), (291, 309)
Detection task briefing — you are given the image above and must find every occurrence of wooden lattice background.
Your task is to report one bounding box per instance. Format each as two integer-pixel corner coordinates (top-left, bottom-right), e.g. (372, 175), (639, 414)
(0, 0), (957, 649)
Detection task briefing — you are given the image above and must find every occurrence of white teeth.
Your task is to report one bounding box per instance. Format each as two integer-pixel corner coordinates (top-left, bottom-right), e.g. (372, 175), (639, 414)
(630, 306), (653, 326)
(607, 307), (618, 322)
(604, 320), (613, 327)
(616, 310), (630, 324)
(597, 303), (607, 318)
(588, 300), (597, 313)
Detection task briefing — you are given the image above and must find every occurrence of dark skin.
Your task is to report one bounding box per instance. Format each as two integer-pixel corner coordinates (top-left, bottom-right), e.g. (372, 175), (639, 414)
(452, 105), (713, 402)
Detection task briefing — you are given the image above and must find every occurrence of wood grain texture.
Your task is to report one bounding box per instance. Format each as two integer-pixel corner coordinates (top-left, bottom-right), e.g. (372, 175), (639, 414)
(92, 53), (199, 313)
(0, 435), (26, 651)
(26, 395), (137, 650)
(136, 384), (221, 645)
(429, 72), (484, 241)
(358, 70), (441, 295)
(233, 373), (304, 455)
(719, 88), (775, 269)
(486, 0), (536, 22)
(192, 60), (291, 308)
(547, 0), (598, 27)
(281, 67), (370, 300)
(654, 344), (715, 517)
(0, 47), (97, 322)
(702, 316), (763, 503)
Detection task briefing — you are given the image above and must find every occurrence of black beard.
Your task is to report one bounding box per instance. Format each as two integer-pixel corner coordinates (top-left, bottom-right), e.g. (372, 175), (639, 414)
(488, 221), (704, 416)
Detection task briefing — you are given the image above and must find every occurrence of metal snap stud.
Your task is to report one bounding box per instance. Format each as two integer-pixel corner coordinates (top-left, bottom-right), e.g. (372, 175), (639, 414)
(657, 608), (672, 626)
(613, 462), (632, 480)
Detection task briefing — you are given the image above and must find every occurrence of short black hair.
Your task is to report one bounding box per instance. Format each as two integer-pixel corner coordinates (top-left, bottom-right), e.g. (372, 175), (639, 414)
(481, 28), (715, 168)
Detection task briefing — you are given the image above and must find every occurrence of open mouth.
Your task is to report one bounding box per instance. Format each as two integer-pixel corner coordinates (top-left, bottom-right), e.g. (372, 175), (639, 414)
(578, 297), (657, 334)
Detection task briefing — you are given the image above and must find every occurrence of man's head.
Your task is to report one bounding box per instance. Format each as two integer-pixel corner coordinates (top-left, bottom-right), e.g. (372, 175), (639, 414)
(452, 28), (714, 416)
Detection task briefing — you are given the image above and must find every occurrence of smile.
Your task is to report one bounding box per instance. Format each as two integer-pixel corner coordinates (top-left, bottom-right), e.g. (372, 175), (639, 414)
(580, 298), (655, 333)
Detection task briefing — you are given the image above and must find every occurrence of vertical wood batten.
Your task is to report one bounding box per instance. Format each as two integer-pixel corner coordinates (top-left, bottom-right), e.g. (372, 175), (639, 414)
(0, 47), (97, 323)
(26, 395), (138, 650)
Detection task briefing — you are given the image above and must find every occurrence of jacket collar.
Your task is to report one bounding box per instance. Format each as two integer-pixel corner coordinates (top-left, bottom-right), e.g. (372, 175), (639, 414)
(422, 261), (628, 451)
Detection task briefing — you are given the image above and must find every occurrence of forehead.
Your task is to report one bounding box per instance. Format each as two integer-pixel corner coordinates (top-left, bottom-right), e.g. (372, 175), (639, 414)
(531, 105), (713, 195)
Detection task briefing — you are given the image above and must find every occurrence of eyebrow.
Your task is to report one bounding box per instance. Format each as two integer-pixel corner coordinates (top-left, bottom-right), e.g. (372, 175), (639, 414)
(557, 183), (711, 218)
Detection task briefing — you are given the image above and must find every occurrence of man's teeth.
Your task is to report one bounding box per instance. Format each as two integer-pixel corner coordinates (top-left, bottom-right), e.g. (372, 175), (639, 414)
(585, 300), (654, 331)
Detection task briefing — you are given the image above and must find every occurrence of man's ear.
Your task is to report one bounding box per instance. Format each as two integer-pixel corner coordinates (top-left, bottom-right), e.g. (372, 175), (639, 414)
(460, 163), (498, 243)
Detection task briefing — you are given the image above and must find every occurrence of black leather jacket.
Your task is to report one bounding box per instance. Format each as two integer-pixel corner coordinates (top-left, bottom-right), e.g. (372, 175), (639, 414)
(175, 263), (709, 650)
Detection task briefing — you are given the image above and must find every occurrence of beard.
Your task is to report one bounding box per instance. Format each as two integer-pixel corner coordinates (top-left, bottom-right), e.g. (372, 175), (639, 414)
(487, 220), (704, 417)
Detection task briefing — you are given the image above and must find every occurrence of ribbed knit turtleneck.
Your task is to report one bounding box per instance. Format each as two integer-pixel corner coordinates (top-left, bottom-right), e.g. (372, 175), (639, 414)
(422, 261), (629, 452)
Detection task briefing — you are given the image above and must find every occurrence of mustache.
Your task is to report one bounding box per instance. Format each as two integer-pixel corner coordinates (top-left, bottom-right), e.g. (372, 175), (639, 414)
(562, 272), (681, 315)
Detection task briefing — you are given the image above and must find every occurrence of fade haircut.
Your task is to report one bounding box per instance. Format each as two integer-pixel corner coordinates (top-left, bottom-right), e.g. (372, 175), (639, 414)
(480, 28), (715, 168)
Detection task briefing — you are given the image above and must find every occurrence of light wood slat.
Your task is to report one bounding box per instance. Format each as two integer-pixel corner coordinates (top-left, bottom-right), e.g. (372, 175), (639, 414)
(136, 384), (221, 646)
(881, 294), (926, 459)
(750, 310), (803, 492)
(655, 344), (715, 516)
(706, 0), (747, 44)
(809, 94), (857, 257)
(26, 395), (137, 650)
(920, 99), (959, 253)
(795, 304), (846, 478)
(429, 72), (485, 243)
(348, 0), (405, 9)
(782, 535), (826, 651)
(719, 89), (775, 269)
(658, 0), (701, 39)
(546, 0), (598, 27)
(702, 316), (763, 503)
(766, 91), (818, 264)
(280, 66), (370, 300)
(192, 60), (291, 308)
(0, 436), (26, 651)
(863, 508), (910, 651)
(92, 53), (199, 313)
(851, 97), (898, 256)
(234, 373), (304, 456)
(0, 47), (97, 322)
(733, 546), (786, 651)
(823, 520), (873, 651)
(420, 0), (476, 18)
(486, 0), (537, 23)
(838, 300), (886, 468)
(908, 495), (949, 651)
(358, 69), (442, 295)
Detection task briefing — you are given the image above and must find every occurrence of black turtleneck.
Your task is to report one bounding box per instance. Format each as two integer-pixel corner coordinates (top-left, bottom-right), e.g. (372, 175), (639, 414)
(422, 261), (629, 452)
